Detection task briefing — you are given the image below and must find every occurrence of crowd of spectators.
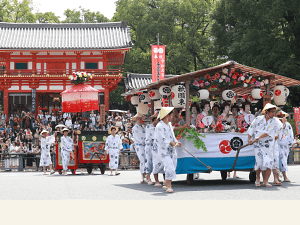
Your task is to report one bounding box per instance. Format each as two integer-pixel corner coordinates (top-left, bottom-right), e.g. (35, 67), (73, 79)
(0, 109), (136, 171)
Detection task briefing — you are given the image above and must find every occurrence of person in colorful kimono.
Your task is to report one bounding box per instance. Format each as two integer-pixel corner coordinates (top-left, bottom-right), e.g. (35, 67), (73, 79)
(276, 110), (294, 182)
(40, 130), (55, 175)
(196, 101), (211, 128)
(132, 112), (147, 183)
(104, 126), (122, 176)
(61, 128), (75, 176)
(144, 112), (159, 185)
(156, 107), (182, 193)
(247, 103), (282, 187)
(238, 101), (252, 129)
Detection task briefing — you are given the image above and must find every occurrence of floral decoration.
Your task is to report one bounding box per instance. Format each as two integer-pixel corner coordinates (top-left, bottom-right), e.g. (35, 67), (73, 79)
(69, 71), (93, 85)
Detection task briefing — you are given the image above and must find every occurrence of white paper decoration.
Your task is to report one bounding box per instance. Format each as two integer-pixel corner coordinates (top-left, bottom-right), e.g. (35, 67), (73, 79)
(222, 90), (235, 101)
(197, 89), (209, 100)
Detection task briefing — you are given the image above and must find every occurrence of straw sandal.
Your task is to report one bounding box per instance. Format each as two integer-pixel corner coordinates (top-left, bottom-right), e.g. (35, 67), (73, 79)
(283, 178), (290, 182)
(255, 181), (260, 187)
(166, 188), (173, 193)
(154, 183), (162, 187)
(273, 181), (282, 186)
(147, 181), (153, 185)
(262, 183), (272, 187)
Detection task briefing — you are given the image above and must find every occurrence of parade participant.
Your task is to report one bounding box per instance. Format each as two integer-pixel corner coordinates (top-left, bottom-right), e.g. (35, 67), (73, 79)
(104, 126), (122, 176)
(216, 102), (236, 127)
(152, 112), (165, 187)
(231, 104), (240, 128)
(144, 112), (159, 185)
(237, 101), (252, 129)
(276, 111), (294, 182)
(40, 130), (55, 175)
(156, 107), (182, 193)
(61, 128), (75, 176)
(211, 102), (220, 123)
(247, 103), (282, 187)
(132, 112), (147, 183)
(196, 101), (211, 127)
(190, 104), (199, 126)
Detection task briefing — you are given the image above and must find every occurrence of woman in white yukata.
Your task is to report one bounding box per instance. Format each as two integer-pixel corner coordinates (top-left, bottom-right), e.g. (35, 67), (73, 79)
(104, 126), (122, 176)
(156, 107), (182, 193)
(40, 130), (55, 175)
(247, 103), (282, 187)
(144, 112), (159, 185)
(132, 112), (147, 183)
(61, 128), (75, 176)
(276, 110), (294, 182)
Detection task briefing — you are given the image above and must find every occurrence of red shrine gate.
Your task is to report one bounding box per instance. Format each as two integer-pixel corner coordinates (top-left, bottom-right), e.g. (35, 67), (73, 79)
(0, 22), (132, 118)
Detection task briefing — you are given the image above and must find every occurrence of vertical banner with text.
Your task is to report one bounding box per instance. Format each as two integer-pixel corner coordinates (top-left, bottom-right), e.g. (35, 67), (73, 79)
(32, 89), (36, 114)
(294, 107), (300, 135)
(100, 104), (105, 125)
(151, 45), (165, 82)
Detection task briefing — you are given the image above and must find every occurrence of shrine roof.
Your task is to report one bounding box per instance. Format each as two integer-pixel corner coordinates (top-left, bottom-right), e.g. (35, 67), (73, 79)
(124, 73), (177, 92)
(0, 21), (132, 50)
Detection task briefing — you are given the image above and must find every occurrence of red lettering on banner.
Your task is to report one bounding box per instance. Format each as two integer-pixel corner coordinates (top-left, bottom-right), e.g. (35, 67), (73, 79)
(294, 107), (300, 135)
(152, 45), (165, 82)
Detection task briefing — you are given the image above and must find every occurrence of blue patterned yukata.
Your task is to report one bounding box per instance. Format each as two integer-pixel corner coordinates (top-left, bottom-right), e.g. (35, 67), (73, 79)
(145, 123), (155, 174)
(156, 120), (177, 180)
(40, 137), (52, 166)
(61, 135), (74, 171)
(132, 123), (146, 174)
(105, 134), (122, 170)
(277, 122), (294, 172)
(247, 115), (282, 171)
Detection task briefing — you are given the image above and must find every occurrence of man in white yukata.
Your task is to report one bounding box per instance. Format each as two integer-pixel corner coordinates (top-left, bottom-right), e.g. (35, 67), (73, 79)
(276, 110), (294, 182)
(144, 112), (159, 185)
(61, 128), (76, 176)
(40, 130), (55, 175)
(156, 107), (182, 193)
(247, 103), (282, 187)
(104, 126), (122, 176)
(132, 112), (147, 183)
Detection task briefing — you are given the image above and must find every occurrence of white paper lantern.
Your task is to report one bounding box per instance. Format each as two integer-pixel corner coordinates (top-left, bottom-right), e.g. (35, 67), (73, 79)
(197, 89), (209, 100)
(148, 88), (160, 100)
(171, 83), (186, 108)
(251, 87), (263, 100)
(274, 84), (289, 106)
(154, 100), (162, 110)
(222, 89), (235, 101)
(137, 102), (149, 115)
(159, 85), (171, 98)
(139, 91), (151, 104)
(131, 94), (140, 106)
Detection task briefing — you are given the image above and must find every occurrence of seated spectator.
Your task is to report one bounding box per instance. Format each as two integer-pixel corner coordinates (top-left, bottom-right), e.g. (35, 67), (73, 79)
(65, 117), (72, 129)
(122, 139), (130, 152)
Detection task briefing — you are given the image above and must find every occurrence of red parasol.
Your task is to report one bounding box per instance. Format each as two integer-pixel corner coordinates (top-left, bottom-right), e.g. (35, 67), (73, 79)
(61, 83), (99, 113)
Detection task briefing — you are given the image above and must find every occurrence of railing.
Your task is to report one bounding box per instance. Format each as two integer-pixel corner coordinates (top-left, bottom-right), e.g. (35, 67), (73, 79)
(0, 69), (123, 76)
(0, 153), (56, 172)
(118, 151), (140, 169)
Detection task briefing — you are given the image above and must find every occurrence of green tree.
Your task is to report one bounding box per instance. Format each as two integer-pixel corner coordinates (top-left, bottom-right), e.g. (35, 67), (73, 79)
(211, 0), (300, 109)
(35, 12), (60, 23)
(112, 0), (220, 76)
(62, 6), (109, 23)
(0, 0), (36, 23)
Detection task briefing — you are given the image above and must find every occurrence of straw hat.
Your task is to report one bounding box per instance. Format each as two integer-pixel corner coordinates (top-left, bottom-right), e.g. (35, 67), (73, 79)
(159, 107), (174, 120)
(108, 126), (119, 135)
(40, 130), (48, 135)
(132, 112), (146, 120)
(262, 103), (278, 113)
(276, 110), (289, 118)
(61, 128), (70, 134)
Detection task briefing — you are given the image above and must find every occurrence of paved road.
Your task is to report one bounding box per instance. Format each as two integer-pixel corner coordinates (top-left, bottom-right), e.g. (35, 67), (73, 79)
(1, 165), (300, 200)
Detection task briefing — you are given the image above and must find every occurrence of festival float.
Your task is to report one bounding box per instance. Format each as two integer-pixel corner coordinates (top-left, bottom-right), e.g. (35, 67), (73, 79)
(54, 71), (108, 175)
(123, 61), (300, 184)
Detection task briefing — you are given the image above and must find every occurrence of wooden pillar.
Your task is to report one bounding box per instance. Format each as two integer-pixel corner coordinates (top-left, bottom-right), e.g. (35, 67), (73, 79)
(185, 80), (190, 125)
(3, 88), (8, 122)
(151, 100), (154, 115)
(35, 93), (39, 117)
(104, 88), (109, 112)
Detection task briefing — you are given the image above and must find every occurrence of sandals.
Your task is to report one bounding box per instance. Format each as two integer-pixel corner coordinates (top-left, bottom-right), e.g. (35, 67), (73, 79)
(147, 181), (153, 185)
(162, 185), (168, 190)
(166, 188), (173, 193)
(262, 183), (272, 187)
(273, 181), (282, 186)
(283, 179), (290, 182)
(109, 174), (114, 176)
(255, 181), (260, 187)
(233, 175), (240, 178)
(154, 183), (162, 187)
(115, 173), (120, 176)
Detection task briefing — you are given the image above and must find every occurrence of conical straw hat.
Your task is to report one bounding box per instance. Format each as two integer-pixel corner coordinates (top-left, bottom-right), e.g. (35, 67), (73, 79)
(262, 103), (278, 113)
(133, 112), (146, 120)
(159, 107), (174, 120)
(275, 110), (289, 118)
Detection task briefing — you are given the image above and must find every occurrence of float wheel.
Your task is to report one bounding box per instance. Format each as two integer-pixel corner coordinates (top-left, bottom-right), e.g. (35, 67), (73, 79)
(186, 174), (194, 185)
(221, 171), (227, 180)
(87, 166), (93, 174)
(100, 165), (105, 174)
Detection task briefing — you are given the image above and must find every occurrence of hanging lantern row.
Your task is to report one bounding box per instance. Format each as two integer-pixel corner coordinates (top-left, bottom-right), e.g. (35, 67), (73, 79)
(171, 83), (186, 108)
(140, 91), (151, 104)
(159, 85), (171, 98)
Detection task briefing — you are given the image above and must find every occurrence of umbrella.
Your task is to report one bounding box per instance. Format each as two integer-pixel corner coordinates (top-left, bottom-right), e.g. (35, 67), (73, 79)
(61, 83), (100, 113)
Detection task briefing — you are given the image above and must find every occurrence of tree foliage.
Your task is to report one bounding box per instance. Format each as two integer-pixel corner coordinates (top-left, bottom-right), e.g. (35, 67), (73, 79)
(112, 0), (221, 76)
(62, 6), (109, 23)
(0, 0), (35, 23)
(211, 0), (300, 109)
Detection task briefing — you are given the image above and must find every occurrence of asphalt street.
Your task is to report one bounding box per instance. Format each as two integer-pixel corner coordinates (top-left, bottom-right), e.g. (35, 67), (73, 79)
(1, 165), (300, 200)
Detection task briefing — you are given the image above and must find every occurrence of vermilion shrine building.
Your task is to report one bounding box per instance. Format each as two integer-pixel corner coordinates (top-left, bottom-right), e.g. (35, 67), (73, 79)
(0, 22), (132, 118)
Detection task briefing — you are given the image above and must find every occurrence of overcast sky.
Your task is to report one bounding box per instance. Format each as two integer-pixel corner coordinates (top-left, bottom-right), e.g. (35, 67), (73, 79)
(32, 0), (117, 20)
